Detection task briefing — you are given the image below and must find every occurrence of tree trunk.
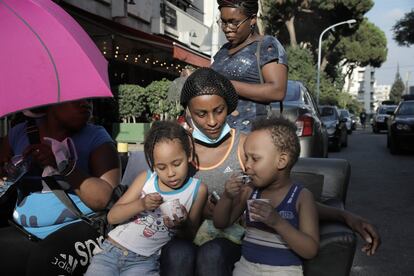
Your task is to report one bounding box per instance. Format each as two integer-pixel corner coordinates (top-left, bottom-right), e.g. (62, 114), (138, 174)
(285, 16), (297, 48)
(345, 64), (355, 93)
(321, 56), (328, 72)
(320, 35), (341, 73)
(257, 0), (264, 35)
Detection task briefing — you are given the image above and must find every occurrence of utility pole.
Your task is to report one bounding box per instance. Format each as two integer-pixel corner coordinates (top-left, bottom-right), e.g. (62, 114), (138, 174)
(406, 71), (411, 95)
(316, 19), (356, 105)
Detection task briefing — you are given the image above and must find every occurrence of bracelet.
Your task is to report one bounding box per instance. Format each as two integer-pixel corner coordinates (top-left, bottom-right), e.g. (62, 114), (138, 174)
(61, 159), (77, 177)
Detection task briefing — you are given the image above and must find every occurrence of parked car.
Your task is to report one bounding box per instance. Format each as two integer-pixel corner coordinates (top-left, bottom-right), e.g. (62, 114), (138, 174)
(387, 99), (414, 154)
(372, 104), (397, 133)
(270, 80), (328, 158)
(339, 109), (353, 134)
(319, 105), (348, 151)
(350, 113), (358, 130)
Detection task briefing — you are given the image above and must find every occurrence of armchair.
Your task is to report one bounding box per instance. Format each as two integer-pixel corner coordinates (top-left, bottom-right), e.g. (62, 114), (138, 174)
(292, 157), (356, 276)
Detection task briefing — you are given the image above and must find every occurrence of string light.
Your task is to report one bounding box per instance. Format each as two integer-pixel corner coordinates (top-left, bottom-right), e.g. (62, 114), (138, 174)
(99, 43), (193, 75)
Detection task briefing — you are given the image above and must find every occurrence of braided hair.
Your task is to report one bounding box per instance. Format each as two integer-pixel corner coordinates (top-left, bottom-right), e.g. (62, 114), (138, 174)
(144, 120), (196, 171)
(180, 67), (239, 114)
(217, 0), (259, 17)
(251, 116), (301, 169)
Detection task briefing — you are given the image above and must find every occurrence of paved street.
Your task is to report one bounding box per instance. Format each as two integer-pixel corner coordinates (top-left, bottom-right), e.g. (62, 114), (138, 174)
(329, 128), (414, 275)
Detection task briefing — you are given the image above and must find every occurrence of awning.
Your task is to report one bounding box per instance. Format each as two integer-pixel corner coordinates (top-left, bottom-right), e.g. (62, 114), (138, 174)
(173, 43), (210, 67)
(61, 2), (211, 68)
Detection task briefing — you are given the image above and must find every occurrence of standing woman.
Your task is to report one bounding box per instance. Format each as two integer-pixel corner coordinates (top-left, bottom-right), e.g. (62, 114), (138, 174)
(211, 0), (288, 132)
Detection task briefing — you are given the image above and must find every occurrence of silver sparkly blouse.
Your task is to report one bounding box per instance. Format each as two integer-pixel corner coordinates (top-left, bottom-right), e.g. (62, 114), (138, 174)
(211, 35), (288, 132)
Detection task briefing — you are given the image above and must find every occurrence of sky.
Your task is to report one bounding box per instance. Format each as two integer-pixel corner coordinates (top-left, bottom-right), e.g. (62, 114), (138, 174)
(365, 0), (414, 87)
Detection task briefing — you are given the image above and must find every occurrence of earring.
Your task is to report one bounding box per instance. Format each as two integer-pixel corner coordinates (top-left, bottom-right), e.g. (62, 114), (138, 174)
(250, 24), (255, 30)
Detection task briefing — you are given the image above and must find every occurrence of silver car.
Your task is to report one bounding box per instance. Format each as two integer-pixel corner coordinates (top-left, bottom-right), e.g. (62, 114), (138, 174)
(339, 109), (353, 134)
(372, 104), (397, 133)
(270, 80), (329, 158)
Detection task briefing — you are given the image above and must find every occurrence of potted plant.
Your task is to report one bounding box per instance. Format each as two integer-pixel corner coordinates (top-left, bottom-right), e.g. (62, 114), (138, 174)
(112, 84), (150, 144)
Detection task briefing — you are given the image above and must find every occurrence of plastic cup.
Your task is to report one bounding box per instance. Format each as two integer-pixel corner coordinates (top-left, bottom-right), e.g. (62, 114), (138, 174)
(160, 199), (184, 220)
(247, 198), (271, 222)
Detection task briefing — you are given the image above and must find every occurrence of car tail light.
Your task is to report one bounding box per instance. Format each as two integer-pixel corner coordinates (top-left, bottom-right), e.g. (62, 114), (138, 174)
(296, 115), (313, 137)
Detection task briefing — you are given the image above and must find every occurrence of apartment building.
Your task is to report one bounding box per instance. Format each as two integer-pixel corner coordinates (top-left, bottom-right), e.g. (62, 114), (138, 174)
(343, 65), (376, 114)
(373, 84), (391, 110)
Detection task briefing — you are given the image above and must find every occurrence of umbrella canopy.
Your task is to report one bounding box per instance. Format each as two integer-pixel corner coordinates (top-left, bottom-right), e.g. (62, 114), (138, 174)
(0, 0), (113, 118)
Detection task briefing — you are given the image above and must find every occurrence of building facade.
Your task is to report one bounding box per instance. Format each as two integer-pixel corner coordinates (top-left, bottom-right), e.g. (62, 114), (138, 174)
(373, 84), (391, 110)
(343, 65), (376, 114)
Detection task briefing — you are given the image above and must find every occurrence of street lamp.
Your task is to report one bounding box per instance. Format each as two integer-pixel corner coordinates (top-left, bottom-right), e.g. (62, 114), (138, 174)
(316, 19), (357, 105)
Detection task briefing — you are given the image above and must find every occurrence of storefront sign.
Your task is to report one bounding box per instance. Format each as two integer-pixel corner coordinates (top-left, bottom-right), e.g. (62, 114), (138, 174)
(161, 4), (177, 29)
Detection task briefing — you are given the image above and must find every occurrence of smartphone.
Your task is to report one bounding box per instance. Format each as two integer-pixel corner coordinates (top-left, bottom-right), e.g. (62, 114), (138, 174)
(210, 191), (220, 204)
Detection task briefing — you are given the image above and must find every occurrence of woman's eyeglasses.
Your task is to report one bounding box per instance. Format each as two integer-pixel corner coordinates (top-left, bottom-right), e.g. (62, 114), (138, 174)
(217, 17), (251, 30)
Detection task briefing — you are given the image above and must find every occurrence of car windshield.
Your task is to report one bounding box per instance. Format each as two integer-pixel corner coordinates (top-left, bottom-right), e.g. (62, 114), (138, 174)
(340, 110), (350, 117)
(397, 102), (414, 115)
(319, 107), (336, 120)
(378, 106), (396, 114)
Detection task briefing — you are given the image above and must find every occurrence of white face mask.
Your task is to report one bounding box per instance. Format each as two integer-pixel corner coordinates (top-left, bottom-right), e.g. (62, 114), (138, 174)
(186, 109), (231, 144)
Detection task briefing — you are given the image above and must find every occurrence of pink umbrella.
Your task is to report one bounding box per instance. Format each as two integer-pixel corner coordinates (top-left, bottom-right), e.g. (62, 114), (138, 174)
(0, 0), (113, 118)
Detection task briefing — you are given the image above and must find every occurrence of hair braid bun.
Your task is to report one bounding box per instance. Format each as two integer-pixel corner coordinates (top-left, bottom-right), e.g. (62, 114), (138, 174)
(180, 68), (239, 114)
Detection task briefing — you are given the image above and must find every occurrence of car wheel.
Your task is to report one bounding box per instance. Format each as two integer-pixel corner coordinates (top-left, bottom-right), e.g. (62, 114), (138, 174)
(389, 136), (399, 154)
(332, 138), (341, 152)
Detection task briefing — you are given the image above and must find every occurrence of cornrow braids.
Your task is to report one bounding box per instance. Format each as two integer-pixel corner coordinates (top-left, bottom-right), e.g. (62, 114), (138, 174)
(180, 67), (239, 114)
(144, 120), (196, 171)
(217, 0), (259, 17)
(251, 116), (300, 169)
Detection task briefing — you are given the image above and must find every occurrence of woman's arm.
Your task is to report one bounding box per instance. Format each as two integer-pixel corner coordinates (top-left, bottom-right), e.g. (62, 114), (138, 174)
(64, 142), (121, 210)
(107, 171), (162, 225)
(317, 202), (381, 256)
(231, 62), (287, 103)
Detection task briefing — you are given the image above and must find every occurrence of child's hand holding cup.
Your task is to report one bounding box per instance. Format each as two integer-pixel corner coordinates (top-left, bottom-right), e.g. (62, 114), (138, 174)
(247, 198), (271, 222)
(160, 199), (187, 228)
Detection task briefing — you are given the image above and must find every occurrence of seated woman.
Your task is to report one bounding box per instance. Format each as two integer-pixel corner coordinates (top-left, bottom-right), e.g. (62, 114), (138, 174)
(160, 68), (381, 276)
(0, 99), (120, 275)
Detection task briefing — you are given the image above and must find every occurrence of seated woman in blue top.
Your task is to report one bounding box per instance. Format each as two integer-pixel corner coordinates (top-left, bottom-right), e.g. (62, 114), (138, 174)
(0, 99), (120, 275)
(211, 0), (288, 132)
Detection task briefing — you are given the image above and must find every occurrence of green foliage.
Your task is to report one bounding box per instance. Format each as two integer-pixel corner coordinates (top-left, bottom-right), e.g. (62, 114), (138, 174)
(393, 9), (414, 46)
(286, 46), (346, 106)
(335, 19), (387, 69)
(117, 79), (183, 123)
(286, 46), (317, 93)
(389, 72), (405, 103)
(118, 84), (146, 123)
(145, 79), (183, 121)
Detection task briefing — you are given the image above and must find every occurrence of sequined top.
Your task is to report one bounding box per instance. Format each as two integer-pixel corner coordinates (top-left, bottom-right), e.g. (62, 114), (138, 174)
(211, 35), (287, 132)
